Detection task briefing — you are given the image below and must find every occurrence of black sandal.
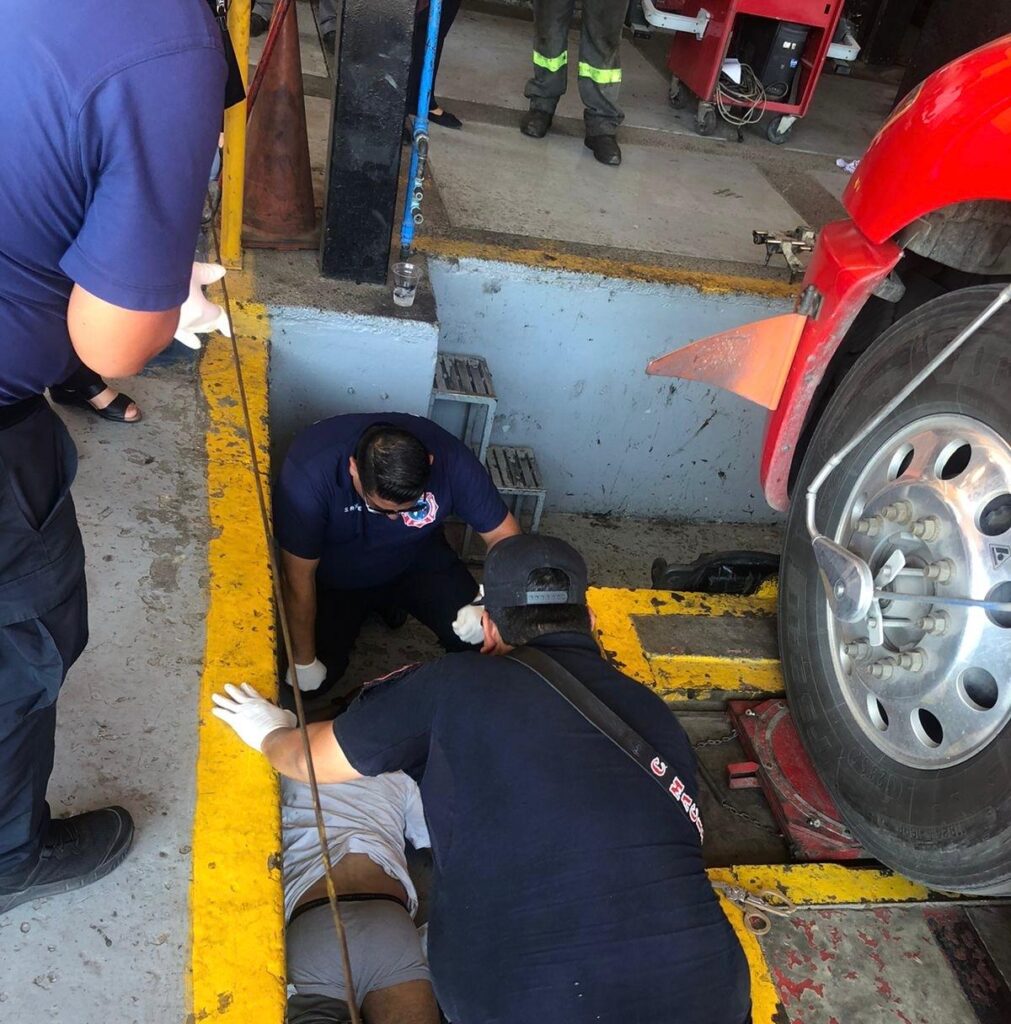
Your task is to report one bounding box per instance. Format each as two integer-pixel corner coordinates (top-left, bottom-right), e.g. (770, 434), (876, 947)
(429, 108), (463, 130)
(50, 383), (142, 424)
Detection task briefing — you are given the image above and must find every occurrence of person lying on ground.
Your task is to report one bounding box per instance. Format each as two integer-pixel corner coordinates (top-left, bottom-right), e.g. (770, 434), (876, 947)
(283, 770), (439, 1024)
(214, 534), (752, 1024)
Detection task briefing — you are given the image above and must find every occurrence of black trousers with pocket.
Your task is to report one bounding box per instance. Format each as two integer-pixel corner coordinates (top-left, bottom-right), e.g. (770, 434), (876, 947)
(0, 398), (88, 878)
(315, 534), (479, 685)
(406, 0), (464, 117)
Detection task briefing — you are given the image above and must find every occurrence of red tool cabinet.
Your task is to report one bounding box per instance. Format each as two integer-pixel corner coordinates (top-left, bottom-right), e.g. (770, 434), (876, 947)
(656, 0), (847, 142)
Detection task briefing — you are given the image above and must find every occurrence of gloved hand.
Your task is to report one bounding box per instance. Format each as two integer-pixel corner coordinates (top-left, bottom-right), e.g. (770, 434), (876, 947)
(452, 585), (485, 646)
(174, 262), (231, 350)
(285, 658), (327, 692)
(211, 682), (296, 751)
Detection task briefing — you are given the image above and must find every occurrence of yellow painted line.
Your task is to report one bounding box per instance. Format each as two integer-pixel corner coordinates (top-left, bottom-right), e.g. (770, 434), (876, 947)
(588, 584), (784, 700)
(708, 862), (930, 907)
(221, 0), (250, 268)
(415, 235), (797, 299)
(187, 256), (285, 1022)
(706, 863), (931, 1024)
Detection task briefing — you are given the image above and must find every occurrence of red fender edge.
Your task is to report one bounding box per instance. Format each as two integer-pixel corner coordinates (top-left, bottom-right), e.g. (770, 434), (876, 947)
(760, 221), (901, 511)
(647, 220), (901, 511)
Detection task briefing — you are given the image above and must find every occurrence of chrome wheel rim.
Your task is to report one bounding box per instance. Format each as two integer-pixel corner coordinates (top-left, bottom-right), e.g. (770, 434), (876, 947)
(828, 414), (1011, 769)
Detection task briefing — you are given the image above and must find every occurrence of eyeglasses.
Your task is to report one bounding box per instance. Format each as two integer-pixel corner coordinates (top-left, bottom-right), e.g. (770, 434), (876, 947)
(363, 497), (429, 516)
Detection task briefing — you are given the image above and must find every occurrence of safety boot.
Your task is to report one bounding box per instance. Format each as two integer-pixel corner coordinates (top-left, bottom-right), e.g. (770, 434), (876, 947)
(585, 135), (622, 166)
(520, 110), (553, 139)
(0, 807), (134, 914)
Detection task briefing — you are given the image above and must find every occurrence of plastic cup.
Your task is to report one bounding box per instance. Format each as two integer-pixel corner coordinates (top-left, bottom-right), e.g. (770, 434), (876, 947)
(392, 261), (422, 307)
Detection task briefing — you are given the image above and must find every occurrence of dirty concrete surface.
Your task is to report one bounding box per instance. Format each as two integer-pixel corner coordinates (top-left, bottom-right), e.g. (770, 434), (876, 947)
(257, 1), (883, 282)
(0, 350), (208, 1022)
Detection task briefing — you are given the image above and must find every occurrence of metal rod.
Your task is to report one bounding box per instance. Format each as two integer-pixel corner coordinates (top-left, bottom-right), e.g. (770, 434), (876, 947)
(806, 282), (1011, 538)
(873, 590), (1011, 613)
(399, 0), (442, 259)
(208, 216), (363, 1024)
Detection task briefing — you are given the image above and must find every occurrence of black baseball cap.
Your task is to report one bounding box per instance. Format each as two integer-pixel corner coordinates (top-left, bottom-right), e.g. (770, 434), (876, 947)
(482, 535), (589, 610)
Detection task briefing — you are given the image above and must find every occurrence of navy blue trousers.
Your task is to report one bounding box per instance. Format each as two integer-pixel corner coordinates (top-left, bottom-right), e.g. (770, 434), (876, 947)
(0, 399), (87, 877)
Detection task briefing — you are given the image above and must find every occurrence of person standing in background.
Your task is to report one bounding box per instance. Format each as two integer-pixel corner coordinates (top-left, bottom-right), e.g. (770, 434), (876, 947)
(252, 0), (464, 128)
(520, 0), (626, 166)
(407, 0), (464, 130)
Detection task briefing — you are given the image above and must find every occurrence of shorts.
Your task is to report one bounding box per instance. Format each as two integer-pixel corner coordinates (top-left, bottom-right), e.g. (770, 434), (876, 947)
(287, 898), (431, 1007)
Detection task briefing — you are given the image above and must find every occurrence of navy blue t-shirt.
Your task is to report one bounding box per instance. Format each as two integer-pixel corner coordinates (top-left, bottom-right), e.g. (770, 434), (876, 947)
(333, 633), (751, 1024)
(274, 413), (509, 589)
(0, 1), (226, 404)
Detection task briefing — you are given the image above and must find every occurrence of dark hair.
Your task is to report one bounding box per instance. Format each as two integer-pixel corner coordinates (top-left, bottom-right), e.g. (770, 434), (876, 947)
(489, 568), (592, 646)
(354, 424), (430, 503)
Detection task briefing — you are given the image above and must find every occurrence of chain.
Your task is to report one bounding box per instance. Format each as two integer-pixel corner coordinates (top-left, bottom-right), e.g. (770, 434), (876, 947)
(692, 730), (782, 839)
(692, 728), (738, 750)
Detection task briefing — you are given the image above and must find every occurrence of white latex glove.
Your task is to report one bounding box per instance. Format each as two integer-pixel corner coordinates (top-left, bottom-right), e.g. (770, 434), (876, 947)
(174, 262), (231, 350)
(211, 682), (296, 751)
(285, 658), (327, 692)
(452, 585), (485, 646)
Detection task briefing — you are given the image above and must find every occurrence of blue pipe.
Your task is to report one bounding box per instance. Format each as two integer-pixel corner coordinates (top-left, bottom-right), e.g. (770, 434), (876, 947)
(399, 0), (443, 260)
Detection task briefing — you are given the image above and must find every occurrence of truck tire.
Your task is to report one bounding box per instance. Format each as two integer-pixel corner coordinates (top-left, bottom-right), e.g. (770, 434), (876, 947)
(780, 285), (1011, 895)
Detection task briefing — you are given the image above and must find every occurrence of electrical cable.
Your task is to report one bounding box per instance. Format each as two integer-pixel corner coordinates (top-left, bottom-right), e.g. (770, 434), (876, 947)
(207, 213), (363, 1024)
(716, 62), (766, 127)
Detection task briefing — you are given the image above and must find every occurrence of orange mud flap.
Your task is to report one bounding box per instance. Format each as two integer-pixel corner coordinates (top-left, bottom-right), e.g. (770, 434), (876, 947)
(646, 313), (807, 410)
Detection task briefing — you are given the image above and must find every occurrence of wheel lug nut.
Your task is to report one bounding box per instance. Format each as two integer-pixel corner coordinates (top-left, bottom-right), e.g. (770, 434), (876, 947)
(925, 558), (954, 583)
(917, 612), (949, 635)
(869, 658), (895, 679)
(844, 639), (871, 660)
(855, 515), (883, 537)
(882, 501), (913, 524)
(897, 649), (926, 672)
(910, 516), (940, 541)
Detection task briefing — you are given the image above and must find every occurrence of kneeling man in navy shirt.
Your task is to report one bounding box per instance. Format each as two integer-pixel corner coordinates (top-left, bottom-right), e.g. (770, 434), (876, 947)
(214, 535), (752, 1024)
(274, 413), (520, 695)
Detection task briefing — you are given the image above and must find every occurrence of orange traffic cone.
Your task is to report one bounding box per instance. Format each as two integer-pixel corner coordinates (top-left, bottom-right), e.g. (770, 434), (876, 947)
(243, 0), (317, 249)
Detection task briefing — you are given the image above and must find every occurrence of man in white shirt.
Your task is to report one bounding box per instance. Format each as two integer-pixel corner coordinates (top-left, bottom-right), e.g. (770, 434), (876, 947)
(282, 772), (438, 1024)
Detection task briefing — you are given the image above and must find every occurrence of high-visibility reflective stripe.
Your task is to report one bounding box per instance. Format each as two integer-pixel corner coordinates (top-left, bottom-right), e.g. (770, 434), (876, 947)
(532, 50), (568, 72)
(578, 62), (622, 84)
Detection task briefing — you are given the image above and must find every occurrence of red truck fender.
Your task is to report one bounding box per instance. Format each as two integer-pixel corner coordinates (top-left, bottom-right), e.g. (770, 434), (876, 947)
(648, 34), (1011, 511)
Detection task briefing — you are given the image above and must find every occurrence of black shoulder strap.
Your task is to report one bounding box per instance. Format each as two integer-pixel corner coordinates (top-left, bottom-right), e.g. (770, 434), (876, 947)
(506, 646), (693, 815)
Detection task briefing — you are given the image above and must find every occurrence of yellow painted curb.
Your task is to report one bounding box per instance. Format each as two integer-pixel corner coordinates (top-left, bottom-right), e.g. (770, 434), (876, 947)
(187, 258), (286, 1023)
(415, 235), (797, 299)
(588, 583), (784, 700)
(706, 863), (931, 1024)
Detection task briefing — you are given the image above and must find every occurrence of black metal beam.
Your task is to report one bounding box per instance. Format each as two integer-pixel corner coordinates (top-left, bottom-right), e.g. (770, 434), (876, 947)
(320, 0), (416, 283)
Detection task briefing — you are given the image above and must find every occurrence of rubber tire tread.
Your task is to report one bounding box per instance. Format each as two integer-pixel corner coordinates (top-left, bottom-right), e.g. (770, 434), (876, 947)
(779, 284), (1011, 896)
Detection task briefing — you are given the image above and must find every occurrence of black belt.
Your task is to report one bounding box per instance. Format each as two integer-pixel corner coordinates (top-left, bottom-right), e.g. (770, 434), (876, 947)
(289, 891), (409, 927)
(0, 395), (44, 430)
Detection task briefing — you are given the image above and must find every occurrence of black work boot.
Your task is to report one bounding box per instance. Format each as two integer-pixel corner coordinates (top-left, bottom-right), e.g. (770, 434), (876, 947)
(520, 110), (553, 139)
(250, 12), (269, 37)
(585, 135), (622, 166)
(0, 806), (134, 915)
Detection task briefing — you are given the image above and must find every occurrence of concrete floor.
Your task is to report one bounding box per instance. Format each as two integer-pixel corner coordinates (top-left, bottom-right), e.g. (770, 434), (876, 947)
(256, 0), (895, 281)
(0, 350), (208, 1022)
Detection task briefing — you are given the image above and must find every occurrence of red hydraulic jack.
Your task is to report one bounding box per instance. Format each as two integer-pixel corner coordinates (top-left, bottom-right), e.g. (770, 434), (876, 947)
(727, 699), (866, 862)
